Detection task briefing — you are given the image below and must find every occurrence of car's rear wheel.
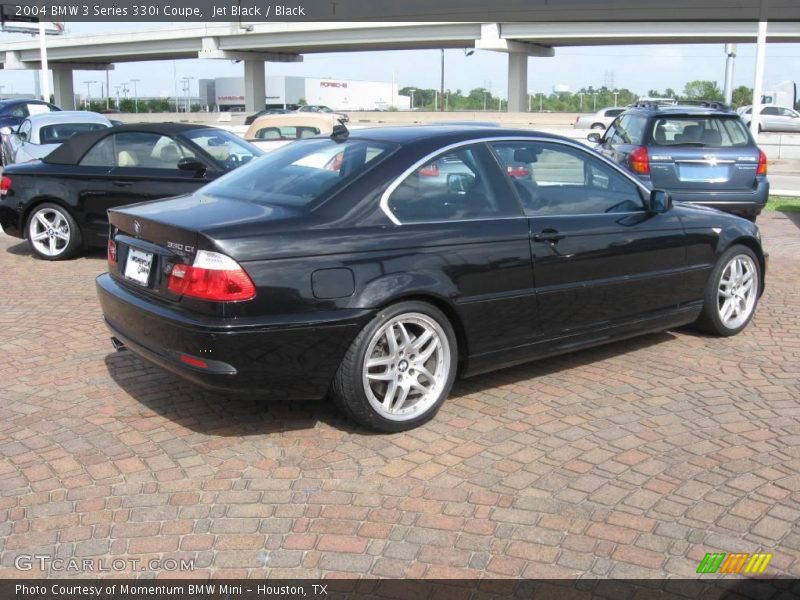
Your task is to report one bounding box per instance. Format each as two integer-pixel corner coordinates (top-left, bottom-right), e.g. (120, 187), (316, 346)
(26, 203), (82, 261)
(591, 123), (606, 130)
(330, 301), (457, 432)
(696, 245), (760, 336)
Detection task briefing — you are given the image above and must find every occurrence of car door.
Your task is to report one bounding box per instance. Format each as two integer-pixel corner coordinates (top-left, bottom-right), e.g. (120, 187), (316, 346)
(777, 107), (800, 132)
(78, 132), (216, 242)
(382, 142), (536, 354)
(490, 139), (687, 338)
(760, 107), (779, 132)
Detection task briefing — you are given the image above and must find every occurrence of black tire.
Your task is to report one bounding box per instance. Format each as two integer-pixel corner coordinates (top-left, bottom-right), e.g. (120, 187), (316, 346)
(695, 245), (761, 337)
(591, 123), (606, 130)
(25, 202), (83, 261)
(330, 301), (458, 432)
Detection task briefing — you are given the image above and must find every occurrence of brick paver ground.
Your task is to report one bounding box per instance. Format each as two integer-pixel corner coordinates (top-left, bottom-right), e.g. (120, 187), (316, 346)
(0, 212), (798, 579)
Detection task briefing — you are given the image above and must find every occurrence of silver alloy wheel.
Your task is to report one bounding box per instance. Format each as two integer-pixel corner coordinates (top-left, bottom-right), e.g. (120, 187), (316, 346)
(362, 312), (451, 422)
(28, 207), (71, 257)
(718, 253), (758, 330)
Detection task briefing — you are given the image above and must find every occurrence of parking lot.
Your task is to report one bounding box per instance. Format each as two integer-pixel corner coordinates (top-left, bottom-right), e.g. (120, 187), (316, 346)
(0, 211), (799, 579)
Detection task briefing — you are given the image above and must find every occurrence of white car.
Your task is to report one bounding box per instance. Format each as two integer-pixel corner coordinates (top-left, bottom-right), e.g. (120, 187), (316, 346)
(739, 104), (800, 133)
(296, 105), (349, 123)
(573, 107), (626, 130)
(1, 111), (111, 165)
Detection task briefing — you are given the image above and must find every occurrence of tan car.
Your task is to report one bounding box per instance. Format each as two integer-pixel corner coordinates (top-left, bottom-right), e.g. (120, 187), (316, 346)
(244, 114), (340, 153)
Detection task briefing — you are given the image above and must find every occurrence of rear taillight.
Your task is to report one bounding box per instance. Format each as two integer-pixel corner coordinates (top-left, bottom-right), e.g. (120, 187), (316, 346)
(757, 149), (768, 176)
(107, 239), (117, 266)
(629, 146), (650, 175)
(168, 250), (256, 302)
(419, 163), (440, 177)
(0, 176), (11, 196)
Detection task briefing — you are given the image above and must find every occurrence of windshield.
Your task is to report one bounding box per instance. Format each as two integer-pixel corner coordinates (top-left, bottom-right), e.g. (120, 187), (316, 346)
(200, 137), (396, 208)
(650, 116), (750, 147)
(181, 128), (263, 170)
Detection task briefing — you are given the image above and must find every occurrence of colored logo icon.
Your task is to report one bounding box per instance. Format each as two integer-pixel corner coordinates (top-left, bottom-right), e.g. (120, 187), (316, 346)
(696, 552), (773, 574)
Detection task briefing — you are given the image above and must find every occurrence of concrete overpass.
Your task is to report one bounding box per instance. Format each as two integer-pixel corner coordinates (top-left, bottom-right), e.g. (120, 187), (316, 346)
(2, 21), (800, 112)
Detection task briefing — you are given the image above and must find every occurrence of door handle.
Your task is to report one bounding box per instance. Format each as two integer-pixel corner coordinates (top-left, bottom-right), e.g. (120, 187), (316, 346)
(111, 181), (134, 188)
(533, 229), (565, 243)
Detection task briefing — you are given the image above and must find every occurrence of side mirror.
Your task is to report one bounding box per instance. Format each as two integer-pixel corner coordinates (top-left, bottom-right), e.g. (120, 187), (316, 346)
(16, 131), (27, 141)
(447, 173), (475, 194)
(649, 189), (672, 213)
(177, 157), (206, 173)
(587, 132), (602, 143)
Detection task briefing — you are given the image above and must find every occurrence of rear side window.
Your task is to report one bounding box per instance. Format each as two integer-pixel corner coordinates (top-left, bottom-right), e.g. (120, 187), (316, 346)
(39, 123), (107, 144)
(650, 116), (750, 147)
(609, 115), (645, 145)
(387, 144), (521, 223)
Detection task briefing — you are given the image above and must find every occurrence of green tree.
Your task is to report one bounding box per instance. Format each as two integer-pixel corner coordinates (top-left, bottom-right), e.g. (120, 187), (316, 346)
(683, 80), (723, 101)
(732, 85), (754, 109)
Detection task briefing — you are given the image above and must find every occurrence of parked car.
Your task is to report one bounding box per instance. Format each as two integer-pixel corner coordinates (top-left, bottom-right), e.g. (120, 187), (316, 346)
(0, 123), (262, 260)
(738, 104), (800, 133)
(0, 99), (61, 164)
(244, 113), (340, 153)
(588, 103), (768, 220)
(1, 111), (111, 166)
(573, 107), (625, 130)
(296, 104), (349, 123)
(95, 125), (765, 432)
(244, 108), (293, 126)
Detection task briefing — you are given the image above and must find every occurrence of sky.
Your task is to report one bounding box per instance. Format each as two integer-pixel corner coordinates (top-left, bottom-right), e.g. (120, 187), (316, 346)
(1, 22), (799, 100)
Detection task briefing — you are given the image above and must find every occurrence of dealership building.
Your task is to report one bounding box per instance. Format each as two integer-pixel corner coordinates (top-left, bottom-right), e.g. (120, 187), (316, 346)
(199, 76), (410, 111)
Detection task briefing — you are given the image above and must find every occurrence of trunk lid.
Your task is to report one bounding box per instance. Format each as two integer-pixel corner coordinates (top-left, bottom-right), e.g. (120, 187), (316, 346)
(107, 193), (303, 304)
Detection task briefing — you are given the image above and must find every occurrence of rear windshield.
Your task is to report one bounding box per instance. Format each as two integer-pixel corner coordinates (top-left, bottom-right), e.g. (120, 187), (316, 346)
(650, 116), (750, 147)
(200, 138), (396, 208)
(40, 122), (107, 144)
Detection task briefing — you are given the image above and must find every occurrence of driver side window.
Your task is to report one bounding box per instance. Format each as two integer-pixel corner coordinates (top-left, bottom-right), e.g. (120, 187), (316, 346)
(490, 141), (645, 216)
(386, 144), (521, 224)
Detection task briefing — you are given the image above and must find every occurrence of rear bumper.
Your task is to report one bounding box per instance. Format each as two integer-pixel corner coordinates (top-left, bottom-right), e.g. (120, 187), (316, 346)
(0, 203), (23, 238)
(96, 273), (372, 399)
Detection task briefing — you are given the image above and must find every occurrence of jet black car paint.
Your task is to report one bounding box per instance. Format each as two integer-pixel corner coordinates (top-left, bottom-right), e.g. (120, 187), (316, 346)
(95, 127), (766, 401)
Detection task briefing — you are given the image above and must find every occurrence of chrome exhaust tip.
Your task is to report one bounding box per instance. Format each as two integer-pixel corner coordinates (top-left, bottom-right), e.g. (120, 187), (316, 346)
(110, 337), (127, 352)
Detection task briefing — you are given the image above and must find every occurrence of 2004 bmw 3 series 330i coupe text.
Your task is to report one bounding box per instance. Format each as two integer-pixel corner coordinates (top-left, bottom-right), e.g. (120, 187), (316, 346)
(96, 126), (766, 431)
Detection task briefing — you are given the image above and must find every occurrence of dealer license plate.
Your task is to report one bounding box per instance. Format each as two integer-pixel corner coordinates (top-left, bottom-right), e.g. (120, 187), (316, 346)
(124, 248), (154, 286)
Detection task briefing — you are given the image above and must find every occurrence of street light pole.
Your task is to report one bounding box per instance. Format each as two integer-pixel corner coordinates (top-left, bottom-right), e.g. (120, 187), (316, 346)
(613, 89), (619, 106)
(38, 22), (50, 102)
(439, 49), (445, 112)
(83, 81), (96, 110)
(131, 79), (140, 113)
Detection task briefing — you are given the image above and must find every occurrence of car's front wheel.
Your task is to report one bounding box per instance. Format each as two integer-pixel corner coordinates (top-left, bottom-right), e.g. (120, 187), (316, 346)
(696, 245), (761, 336)
(26, 203), (82, 261)
(330, 301), (457, 432)
(591, 123), (606, 130)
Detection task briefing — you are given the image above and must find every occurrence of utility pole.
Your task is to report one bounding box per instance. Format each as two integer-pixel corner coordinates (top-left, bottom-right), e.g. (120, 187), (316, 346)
(483, 91), (488, 111)
(613, 89), (619, 106)
(539, 92), (543, 112)
(105, 68), (110, 110)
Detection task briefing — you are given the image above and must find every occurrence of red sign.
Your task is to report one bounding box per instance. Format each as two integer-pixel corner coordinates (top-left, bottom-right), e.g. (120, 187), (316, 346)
(320, 81), (348, 88)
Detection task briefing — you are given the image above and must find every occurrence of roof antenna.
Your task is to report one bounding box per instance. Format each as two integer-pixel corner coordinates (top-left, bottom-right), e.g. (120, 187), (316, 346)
(331, 119), (349, 142)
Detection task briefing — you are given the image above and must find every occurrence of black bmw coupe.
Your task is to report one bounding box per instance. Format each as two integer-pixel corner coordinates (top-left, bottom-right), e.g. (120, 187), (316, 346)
(0, 123), (262, 260)
(96, 125), (766, 431)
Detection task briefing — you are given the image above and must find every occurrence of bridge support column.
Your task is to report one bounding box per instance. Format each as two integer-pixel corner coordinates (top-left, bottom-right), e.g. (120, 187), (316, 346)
(243, 59), (265, 113)
(507, 52), (528, 113)
(52, 67), (75, 109)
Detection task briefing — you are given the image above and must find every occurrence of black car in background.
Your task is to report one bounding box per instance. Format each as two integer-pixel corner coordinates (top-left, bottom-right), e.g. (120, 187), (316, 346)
(96, 126), (766, 432)
(244, 108), (293, 126)
(588, 103), (769, 220)
(0, 123), (262, 260)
